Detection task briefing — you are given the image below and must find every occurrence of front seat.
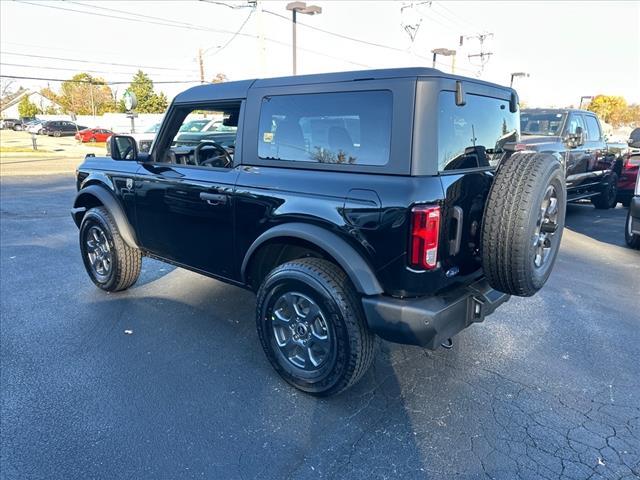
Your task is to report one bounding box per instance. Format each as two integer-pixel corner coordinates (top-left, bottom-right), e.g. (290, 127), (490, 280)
(275, 120), (306, 160)
(328, 126), (354, 156)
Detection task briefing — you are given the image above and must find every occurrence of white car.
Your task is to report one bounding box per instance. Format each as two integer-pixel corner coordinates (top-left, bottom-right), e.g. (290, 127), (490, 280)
(27, 121), (46, 134)
(130, 123), (161, 153)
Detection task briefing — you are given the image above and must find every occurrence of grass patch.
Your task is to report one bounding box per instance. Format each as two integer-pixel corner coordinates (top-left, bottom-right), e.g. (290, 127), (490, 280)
(0, 146), (52, 153)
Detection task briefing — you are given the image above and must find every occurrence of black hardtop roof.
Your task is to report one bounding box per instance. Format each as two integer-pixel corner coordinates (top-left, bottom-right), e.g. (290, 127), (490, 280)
(522, 108), (596, 116)
(173, 67), (513, 104)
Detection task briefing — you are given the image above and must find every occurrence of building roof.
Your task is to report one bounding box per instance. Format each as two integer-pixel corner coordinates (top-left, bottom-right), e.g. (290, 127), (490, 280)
(0, 90), (63, 113)
(173, 67), (512, 104)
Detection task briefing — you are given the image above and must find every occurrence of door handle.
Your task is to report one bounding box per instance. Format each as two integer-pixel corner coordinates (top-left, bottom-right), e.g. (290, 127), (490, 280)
(200, 192), (227, 205)
(584, 149), (593, 154)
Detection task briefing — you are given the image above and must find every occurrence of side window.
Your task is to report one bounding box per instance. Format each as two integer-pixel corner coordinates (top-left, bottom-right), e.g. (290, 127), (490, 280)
(257, 90), (392, 166)
(438, 92), (518, 171)
(566, 114), (586, 135)
(156, 103), (240, 169)
(584, 115), (601, 141)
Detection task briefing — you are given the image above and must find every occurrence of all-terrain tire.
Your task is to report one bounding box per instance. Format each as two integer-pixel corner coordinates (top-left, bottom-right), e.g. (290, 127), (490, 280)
(79, 206), (142, 292)
(591, 173), (618, 209)
(481, 152), (566, 297)
(256, 258), (376, 396)
(625, 209), (640, 249)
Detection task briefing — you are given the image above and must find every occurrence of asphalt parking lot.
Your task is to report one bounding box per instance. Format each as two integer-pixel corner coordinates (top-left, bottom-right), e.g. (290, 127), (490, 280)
(1, 173), (639, 480)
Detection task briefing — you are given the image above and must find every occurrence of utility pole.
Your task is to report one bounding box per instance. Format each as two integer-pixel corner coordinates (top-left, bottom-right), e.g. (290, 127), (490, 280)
(89, 81), (95, 118)
(465, 32), (494, 77)
(198, 48), (205, 84)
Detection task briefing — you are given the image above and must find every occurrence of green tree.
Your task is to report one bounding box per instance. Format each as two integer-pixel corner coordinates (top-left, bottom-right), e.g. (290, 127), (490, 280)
(118, 70), (168, 113)
(18, 95), (40, 117)
(587, 95), (629, 127)
(57, 73), (114, 115)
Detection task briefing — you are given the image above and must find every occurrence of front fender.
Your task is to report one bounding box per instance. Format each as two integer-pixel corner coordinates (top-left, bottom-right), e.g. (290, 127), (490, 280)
(71, 184), (139, 249)
(241, 223), (384, 296)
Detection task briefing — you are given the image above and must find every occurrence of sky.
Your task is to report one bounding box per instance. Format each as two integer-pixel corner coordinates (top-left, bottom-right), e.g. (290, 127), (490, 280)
(1, 0), (639, 107)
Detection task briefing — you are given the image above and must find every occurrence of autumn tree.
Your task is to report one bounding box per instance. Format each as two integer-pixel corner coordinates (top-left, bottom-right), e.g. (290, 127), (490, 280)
(118, 70), (168, 113)
(212, 73), (228, 83)
(587, 95), (630, 127)
(57, 73), (114, 115)
(18, 95), (40, 117)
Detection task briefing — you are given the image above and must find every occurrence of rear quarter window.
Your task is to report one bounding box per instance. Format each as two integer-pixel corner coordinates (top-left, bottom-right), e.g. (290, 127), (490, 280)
(584, 115), (602, 141)
(257, 90), (392, 166)
(438, 92), (518, 171)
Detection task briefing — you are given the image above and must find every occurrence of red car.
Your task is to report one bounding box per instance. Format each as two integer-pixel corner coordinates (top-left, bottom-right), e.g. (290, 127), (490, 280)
(75, 128), (113, 143)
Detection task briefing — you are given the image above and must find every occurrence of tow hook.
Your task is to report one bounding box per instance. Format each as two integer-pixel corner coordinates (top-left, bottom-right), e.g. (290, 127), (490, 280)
(441, 338), (453, 349)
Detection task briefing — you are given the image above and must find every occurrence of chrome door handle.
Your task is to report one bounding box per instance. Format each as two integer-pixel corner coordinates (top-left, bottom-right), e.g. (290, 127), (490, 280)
(200, 192), (227, 205)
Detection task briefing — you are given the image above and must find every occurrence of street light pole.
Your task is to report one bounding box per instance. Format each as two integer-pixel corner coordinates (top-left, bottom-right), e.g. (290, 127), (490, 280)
(510, 72), (529, 88)
(286, 2), (322, 75)
(292, 8), (297, 75)
(431, 48), (456, 73)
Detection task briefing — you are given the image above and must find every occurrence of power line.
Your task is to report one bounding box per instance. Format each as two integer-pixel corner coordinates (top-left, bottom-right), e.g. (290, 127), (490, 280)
(0, 74), (202, 85)
(1, 51), (198, 73)
(432, 2), (481, 31)
(16, 0), (372, 69)
(262, 9), (409, 55)
(0, 62), (189, 78)
(199, 0), (255, 9)
(203, 8), (254, 58)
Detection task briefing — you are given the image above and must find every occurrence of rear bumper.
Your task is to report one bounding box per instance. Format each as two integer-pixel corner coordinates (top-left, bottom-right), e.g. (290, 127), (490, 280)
(362, 279), (510, 349)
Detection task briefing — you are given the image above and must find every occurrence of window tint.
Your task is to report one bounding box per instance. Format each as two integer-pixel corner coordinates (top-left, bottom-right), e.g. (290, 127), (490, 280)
(566, 114), (586, 135)
(584, 115), (601, 141)
(438, 92), (518, 171)
(258, 90), (392, 166)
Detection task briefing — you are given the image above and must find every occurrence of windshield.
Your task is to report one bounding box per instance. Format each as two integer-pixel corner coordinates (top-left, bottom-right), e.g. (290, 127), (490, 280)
(179, 119), (210, 132)
(145, 123), (160, 133)
(520, 112), (565, 136)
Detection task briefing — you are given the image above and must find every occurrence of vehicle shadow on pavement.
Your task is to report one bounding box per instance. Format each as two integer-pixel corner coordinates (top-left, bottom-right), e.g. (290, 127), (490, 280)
(60, 280), (430, 479)
(564, 202), (629, 248)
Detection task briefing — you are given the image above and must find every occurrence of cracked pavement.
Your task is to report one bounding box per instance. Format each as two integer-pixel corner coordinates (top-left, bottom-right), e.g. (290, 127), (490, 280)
(1, 175), (639, 480)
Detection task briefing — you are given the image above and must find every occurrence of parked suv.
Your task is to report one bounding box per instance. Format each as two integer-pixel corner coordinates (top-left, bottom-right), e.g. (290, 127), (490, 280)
(520, 109), (618, 208)
(42, 120), (87, 137)
(72, 68), (566, 396)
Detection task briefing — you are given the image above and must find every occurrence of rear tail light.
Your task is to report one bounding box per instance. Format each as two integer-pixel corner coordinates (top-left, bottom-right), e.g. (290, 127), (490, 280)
(409, 205), (441, 270)
(625, 153), (640, 167)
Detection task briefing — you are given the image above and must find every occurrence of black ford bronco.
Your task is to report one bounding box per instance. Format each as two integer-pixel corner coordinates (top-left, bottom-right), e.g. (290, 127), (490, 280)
(72, 68), (566, 396)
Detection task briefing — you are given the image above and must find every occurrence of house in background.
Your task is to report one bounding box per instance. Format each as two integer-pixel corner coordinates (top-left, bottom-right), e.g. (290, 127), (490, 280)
(0, 90), (63, 118)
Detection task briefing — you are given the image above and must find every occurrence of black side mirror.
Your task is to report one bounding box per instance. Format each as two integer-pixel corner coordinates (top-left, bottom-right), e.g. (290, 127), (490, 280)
(565, 126), (584, 149)
(108, 135), (138, 160)
(629, 127), (640, 148)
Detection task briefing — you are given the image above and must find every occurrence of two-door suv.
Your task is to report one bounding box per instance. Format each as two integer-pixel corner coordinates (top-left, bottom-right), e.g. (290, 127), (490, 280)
(72, 68), (566, 396)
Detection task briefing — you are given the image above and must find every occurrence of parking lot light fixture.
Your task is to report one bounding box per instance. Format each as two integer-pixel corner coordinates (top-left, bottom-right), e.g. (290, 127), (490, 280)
(510, 72), (529, 88)
(431, 48), (457, 73)
(286, 1), (322, 75)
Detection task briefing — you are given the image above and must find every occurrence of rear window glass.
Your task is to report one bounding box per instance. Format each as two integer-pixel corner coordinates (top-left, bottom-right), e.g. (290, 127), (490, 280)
(258, 90), (392, 166)
(438, 92), (518, 171)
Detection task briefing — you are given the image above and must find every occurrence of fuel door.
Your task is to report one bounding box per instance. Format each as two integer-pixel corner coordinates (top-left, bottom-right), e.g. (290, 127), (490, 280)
(343, 189), (381, 230)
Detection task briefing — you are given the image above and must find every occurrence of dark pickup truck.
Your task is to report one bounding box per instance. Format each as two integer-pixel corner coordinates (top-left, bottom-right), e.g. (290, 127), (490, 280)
(71, 68), (566, 396)
(520, 109), (619, 208)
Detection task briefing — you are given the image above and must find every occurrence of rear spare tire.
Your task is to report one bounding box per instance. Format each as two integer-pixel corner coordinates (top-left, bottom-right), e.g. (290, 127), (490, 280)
(482, 152), (566, 297)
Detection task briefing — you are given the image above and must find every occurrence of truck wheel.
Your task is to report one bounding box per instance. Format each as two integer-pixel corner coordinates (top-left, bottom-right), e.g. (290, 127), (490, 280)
(591, 173), (618, 209)
(79, 207), (141, 292)
(482, 152), (566, 297)
(625, 209), (640, 249)
(255, 258), (376, 396)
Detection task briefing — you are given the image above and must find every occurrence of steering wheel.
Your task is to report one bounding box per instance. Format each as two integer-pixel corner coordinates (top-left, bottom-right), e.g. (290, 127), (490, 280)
(194, 140), (232, 168)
